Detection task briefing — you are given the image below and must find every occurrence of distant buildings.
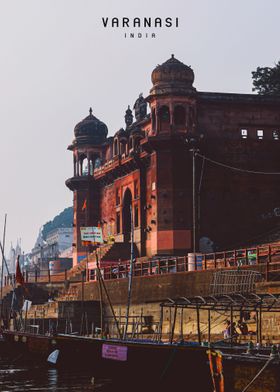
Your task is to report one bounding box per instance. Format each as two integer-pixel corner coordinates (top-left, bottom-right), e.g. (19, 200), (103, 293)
(29, 227), (73, 269)
(44, 227), (73, 257)
(5, 241), (22, 274)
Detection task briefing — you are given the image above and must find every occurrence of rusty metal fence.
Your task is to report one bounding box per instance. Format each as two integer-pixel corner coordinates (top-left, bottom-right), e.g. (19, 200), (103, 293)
(210, 270), (263, 295)
(98, 243), (280, 282)
(3, 243), (280, 290)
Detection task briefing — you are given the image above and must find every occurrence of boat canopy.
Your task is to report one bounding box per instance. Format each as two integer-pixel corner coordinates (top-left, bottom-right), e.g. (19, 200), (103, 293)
(161, 293), (280, 312)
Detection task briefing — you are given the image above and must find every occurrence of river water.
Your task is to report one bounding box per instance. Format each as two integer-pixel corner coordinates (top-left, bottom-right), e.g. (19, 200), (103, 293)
(0, 359), (114, 392)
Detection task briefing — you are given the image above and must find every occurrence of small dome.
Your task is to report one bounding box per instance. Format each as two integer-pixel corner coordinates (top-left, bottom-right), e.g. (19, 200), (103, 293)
(150, 55), (195, 95)
(74, 108), (108, 145)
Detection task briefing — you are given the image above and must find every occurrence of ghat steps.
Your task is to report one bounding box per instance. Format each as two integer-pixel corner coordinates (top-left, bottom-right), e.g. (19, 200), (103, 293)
(67, 241), (138, 281)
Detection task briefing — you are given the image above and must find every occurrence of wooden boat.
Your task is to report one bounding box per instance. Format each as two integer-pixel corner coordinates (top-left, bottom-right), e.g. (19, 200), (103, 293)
(2, 330), (213, 391)
(3, 270), (280, 390)
(5, 330), (280, 391)
(158, 288), (280, 391)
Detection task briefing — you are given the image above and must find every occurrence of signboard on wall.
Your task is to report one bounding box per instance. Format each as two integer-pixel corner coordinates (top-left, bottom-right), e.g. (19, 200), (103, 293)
(80, 227), (103, 244)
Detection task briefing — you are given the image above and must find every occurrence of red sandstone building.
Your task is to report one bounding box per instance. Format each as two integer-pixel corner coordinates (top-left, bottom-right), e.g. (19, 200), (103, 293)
(66, 55), (280, 266)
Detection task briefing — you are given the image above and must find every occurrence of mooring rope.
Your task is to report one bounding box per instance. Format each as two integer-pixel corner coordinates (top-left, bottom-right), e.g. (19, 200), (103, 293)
(159, 343), (182, 380)
(241, 356), (274, 392)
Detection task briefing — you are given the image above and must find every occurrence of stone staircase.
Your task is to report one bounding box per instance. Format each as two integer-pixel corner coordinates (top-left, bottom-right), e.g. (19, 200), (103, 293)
(1, 283), (51, 306)
(67, 242), (138, 281)
(65, 243), (113, 281)
(101, 241), (138, 262)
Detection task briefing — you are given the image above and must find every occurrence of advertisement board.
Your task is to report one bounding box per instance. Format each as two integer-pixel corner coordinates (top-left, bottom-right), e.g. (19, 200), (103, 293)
(80, 227), (103, 244)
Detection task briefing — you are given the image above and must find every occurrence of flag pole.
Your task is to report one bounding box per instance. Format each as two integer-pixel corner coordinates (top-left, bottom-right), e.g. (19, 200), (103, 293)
(0, 214), (7, 322)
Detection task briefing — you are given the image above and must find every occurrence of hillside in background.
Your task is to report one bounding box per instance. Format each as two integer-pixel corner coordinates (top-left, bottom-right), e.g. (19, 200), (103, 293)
(41, 207), (73, 240)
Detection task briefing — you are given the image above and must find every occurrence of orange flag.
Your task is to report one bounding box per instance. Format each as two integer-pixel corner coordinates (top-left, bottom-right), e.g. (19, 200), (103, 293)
(15, 255), (24, 285)
(82, 199), (87, 211)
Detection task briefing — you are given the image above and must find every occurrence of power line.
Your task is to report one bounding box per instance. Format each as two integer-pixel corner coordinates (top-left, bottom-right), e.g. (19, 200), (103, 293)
(196, 152), (280, 175)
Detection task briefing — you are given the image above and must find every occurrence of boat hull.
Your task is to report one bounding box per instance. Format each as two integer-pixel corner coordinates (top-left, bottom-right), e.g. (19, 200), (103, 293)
(3, 331), (212, 390)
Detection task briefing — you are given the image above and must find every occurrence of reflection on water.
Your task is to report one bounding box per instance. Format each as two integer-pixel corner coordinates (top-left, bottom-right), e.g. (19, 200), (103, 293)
(48, 368), (58, 388)
(0, 358), (113, 391)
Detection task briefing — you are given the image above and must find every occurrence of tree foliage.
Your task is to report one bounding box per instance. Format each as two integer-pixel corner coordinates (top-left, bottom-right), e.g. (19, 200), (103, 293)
(42, 207), (73, 240)
(252, 61), (280, 95)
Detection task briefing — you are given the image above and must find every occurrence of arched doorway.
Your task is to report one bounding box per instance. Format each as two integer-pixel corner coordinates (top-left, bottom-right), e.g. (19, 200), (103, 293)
(122, 188), (132, 242)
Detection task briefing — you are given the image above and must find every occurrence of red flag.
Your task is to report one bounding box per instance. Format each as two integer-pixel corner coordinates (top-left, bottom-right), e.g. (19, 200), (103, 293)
(16, 255), (24, 285)
(82, 199), (87, 211)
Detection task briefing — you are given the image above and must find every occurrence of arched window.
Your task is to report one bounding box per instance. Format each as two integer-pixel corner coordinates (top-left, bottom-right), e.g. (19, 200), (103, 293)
(82, 158), (88, 176)
(134, 137), (141, 153)
(94, 157), (102, 169)
(120, 142), (126, 155)
(114, 139), (118, 156)
(89, 160), (94, 175)
(174, 105), (186, 126)
(152, 108), (156, 129)
(158, 106), (170, 131)
(106, 145), (113, 161)
(159, 106), (170, 122)
(128, 136), (133, 150)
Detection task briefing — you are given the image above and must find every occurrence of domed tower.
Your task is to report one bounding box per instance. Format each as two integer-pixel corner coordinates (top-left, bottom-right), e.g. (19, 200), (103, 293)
(66, 108), (108, 266)
(148, 54), (196, 136)
(144, 56), (197, 256)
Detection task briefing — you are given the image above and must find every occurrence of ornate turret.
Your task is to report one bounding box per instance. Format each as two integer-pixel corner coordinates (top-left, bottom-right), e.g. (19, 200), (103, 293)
(73, 108), (108, 146)
(133, 94), (147, 122)
(66, 108), (105, 266)
(125, 105), (133, 128)
(150, 54), (196, 96)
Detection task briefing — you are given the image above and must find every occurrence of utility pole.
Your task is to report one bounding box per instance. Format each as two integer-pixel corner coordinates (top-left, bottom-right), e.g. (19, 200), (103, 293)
(190, 147), (197, 253)
(186, 134), (203, 253)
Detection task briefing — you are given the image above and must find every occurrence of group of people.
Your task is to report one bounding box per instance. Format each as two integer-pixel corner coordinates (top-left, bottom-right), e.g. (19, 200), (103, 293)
(223, 319), (249, 339)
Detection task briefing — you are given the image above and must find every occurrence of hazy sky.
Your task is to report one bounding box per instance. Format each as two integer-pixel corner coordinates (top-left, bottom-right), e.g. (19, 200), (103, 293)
(0, 0), (279, 253)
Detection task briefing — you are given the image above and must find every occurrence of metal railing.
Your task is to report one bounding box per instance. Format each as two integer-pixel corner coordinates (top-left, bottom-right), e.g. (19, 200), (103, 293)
(90, 243), (280, 282)
(3, 243), (280, 290)
(2, 268), (68, 288)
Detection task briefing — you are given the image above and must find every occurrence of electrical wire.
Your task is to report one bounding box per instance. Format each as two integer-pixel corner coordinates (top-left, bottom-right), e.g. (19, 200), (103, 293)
(196, 152), (280, 175)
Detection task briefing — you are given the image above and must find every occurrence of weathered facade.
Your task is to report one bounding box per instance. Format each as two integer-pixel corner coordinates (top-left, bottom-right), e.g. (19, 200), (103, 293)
(66, 55), (280, 266)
